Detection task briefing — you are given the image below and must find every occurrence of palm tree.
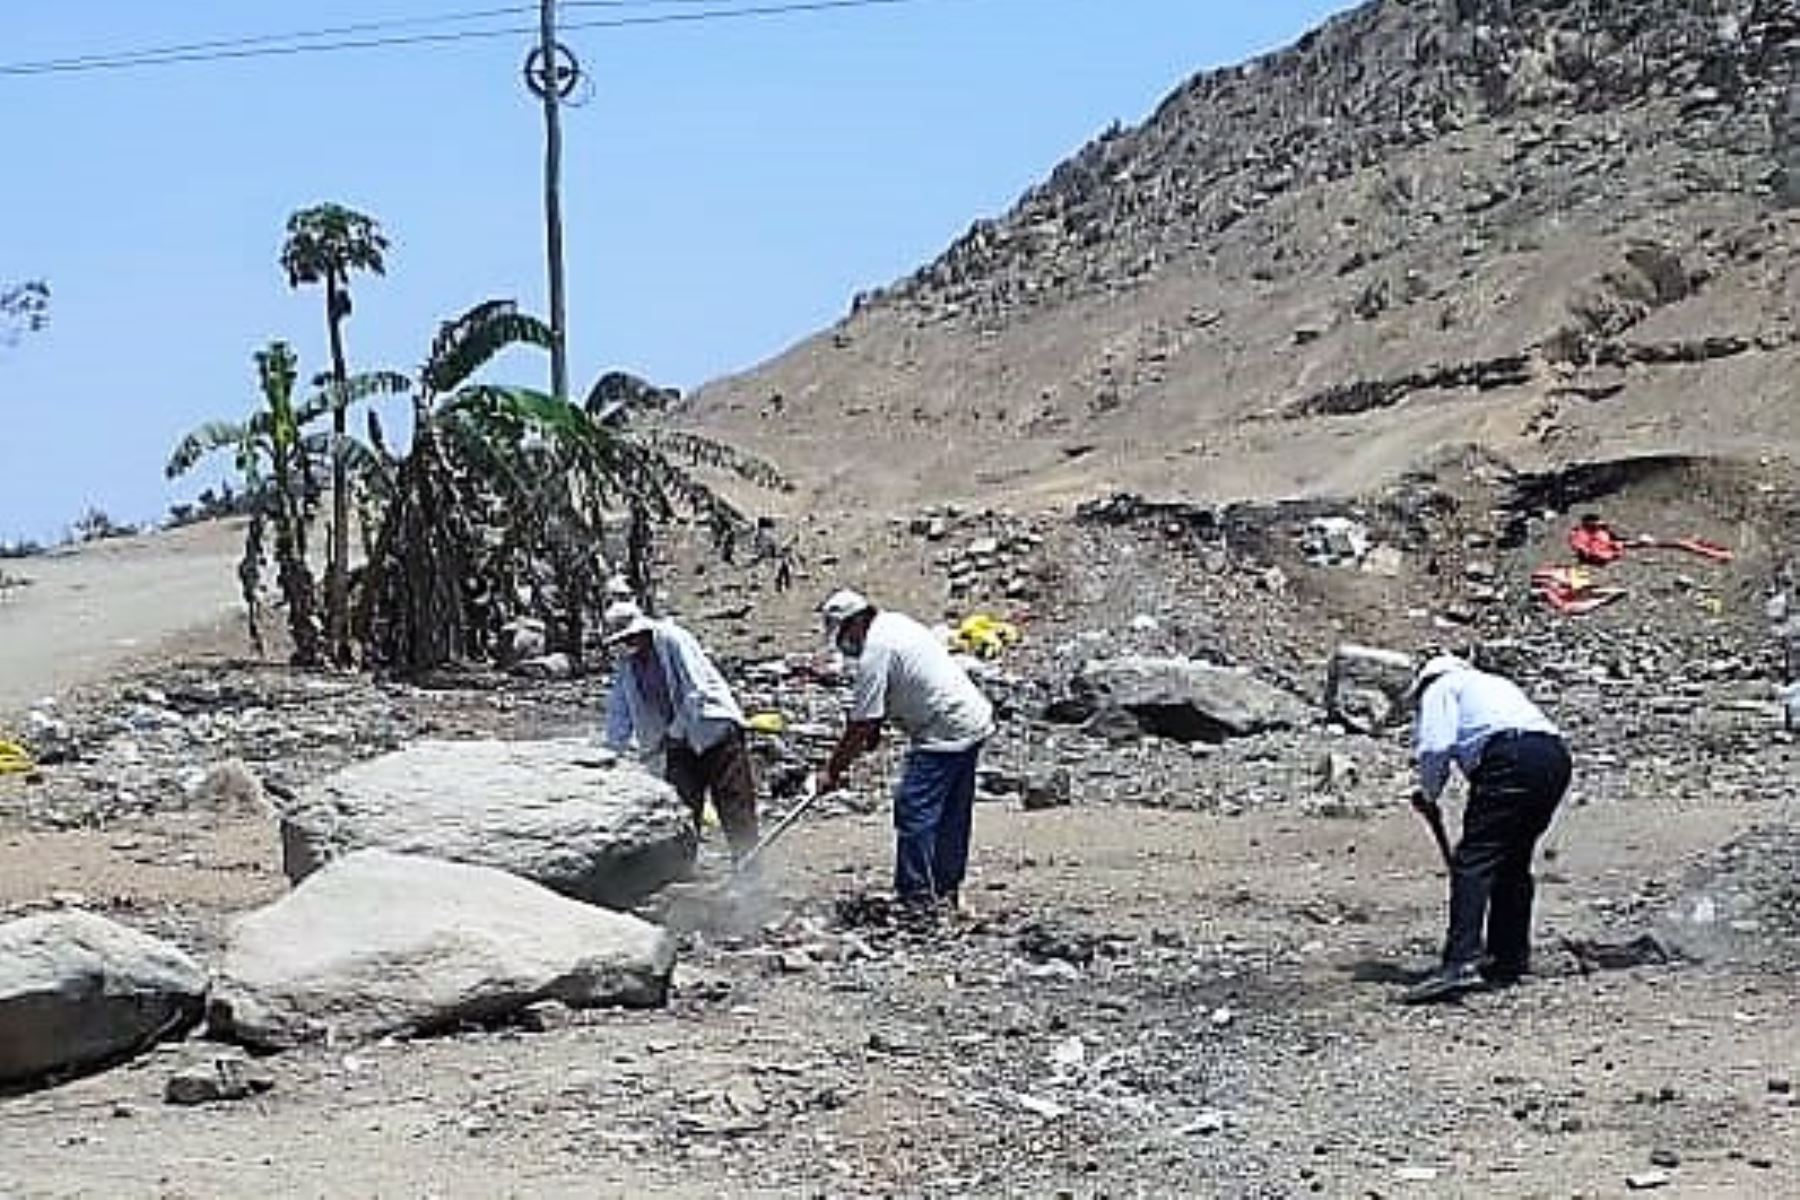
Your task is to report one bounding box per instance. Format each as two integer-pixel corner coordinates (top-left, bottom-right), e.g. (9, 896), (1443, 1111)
(359, 300), (784, 673)
(280, 203), (388, 666)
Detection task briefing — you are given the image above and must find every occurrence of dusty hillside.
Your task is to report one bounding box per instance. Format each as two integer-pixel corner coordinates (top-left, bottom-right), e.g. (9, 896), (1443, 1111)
(689, 0), (1800, 512)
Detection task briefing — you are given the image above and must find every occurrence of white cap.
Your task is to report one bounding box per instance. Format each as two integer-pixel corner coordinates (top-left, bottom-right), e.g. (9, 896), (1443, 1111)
(603, 600), (654, 644)
(818, 588), (872, 631)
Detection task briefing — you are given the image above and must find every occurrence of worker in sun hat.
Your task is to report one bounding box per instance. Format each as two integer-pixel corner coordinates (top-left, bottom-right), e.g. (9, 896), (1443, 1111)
(1402, 654), (1572, 1004)
(601, 600), (759, 860)
(818, 589), (996, 915)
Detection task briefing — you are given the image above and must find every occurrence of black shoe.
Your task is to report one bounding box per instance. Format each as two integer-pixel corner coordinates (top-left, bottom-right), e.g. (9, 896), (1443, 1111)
(1481, 958), (1528, 987)
(896, 894), (943, 933)
(1401, 962), (1484, 1005)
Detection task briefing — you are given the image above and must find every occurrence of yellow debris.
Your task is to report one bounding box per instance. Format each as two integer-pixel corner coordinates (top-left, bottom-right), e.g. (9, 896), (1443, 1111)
(747, 712), (787, 735)
(951, 613), (1022, 661)
(0, 738), (36, 776)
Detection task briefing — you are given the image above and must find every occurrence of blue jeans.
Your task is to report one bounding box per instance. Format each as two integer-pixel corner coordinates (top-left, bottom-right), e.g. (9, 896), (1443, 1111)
(893, 743), (983, 902)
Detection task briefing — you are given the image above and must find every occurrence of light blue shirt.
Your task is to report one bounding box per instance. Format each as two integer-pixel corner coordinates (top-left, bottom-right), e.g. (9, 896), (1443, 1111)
(1413, 666), (1560, 801)
(604, 620), (744, 757)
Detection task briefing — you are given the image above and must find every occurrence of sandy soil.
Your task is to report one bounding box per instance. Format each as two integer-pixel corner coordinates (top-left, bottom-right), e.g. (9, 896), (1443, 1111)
(0, 522), (248, 719)
(1, 780), (1795, 1198)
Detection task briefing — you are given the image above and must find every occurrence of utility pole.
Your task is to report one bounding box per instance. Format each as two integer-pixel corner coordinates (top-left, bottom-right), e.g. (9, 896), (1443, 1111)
(531, 0), (573, 400)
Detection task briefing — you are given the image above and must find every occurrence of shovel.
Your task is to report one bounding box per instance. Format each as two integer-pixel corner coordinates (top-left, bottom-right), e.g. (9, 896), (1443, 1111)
(1411, 794), (1454, 873)
(730, 774), (833, 879)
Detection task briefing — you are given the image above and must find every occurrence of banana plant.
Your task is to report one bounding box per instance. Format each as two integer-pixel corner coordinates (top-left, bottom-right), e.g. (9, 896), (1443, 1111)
(359, 299), (785, 673)
(167, 342), (407, 664)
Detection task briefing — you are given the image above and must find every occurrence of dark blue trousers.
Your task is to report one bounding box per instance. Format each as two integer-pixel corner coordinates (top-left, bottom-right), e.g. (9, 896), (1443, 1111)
(893, 743), (982, 902)
(1446, 731), (1572, 970)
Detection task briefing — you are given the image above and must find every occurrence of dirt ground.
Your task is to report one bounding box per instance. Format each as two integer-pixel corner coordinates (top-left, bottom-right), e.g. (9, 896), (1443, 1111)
(3, 464), (1799, 1197)
(2, 741), (1796, 1197)
(0, 521), (247, 717)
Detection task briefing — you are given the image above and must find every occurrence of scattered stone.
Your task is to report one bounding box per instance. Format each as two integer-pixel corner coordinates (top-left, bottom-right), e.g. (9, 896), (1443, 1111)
(497, 618), (548, 667)
(1017, 922), (1098, 968)
(1300, 517), (1371, 567)
(1559, 934), (1673, 973)
(1022, 767), (1073, 811)
(723, 1076), (768, 1117)
(1074, 656), (1312, 742)
(164, 1053), (275, 1106)
(1181, 1110), (1227, 1135)
(0, 910), (206, 1089)
(1314, 750), (1358, 793)
(193, 759), (268, 815)
(1324, 643), (1414, 732)
(513, 999), (578, 1033)
(514, 652), (574, 681)
(1015, 1092), (1069, 1120)
(1626, 1169), (1672, 1190)
(278, 739), (695, 909)
(1648, 1148), (1681, 1169)
(774, 949), (816, 975)
(208, 850), (676, 1049)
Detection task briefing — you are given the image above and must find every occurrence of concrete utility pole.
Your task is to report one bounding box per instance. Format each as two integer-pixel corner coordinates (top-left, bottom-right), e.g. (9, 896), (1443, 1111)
(532, 0), (572, 400)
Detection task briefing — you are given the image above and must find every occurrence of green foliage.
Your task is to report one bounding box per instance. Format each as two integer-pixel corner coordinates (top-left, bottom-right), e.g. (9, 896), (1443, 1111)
(358, 300), (784, 673)
(419, 300), (554, 397)
(70, 508), (135, 543)
(166, 341), (334, 664)
(280, 205), (388, 295)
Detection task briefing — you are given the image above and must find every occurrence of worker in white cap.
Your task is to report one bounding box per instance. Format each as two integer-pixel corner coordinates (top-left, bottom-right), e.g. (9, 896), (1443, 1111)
(818, 589), (995, 913)
(1403, 654), (1571, 1004)
(602, 601), (759, 859)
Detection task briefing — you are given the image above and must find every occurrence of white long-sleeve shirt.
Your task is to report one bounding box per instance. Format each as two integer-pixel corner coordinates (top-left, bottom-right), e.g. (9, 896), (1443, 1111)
(604, 620), (743, 757)
(1413, 665), (1560, 802)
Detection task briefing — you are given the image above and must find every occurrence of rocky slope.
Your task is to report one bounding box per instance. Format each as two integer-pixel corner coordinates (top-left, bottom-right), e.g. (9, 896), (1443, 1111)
(689, 0), (1800, 512)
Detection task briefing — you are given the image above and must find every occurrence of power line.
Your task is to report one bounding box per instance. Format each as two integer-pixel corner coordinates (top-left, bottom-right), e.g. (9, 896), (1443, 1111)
(3, 5), (538, 72)
(0, 0), (973, 78)
(3, 1), (787, 73)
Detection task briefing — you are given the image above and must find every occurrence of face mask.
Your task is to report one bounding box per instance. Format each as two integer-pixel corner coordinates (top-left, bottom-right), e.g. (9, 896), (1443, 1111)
(831, 623), (865, 658)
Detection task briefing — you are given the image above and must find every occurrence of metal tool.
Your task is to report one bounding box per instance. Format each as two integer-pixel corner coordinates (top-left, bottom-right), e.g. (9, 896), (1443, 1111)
(1411, 794), (1454, 872)
(732, 774), (832, 877)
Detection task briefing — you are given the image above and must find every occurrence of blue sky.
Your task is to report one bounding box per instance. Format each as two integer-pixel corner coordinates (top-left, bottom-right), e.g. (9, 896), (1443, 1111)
(0, 0), (1353, 541)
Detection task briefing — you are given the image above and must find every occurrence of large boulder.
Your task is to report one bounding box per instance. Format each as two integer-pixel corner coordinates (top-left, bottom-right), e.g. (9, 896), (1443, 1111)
(209, 849), (677, 1049)
(279, 739), (695, 909)
(0, 910), (206, 1088)
(1074, 656), (1312, 742)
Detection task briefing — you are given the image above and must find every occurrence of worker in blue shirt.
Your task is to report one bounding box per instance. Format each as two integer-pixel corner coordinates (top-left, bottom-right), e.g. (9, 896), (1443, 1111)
(1403, 655), (1572, 1004)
